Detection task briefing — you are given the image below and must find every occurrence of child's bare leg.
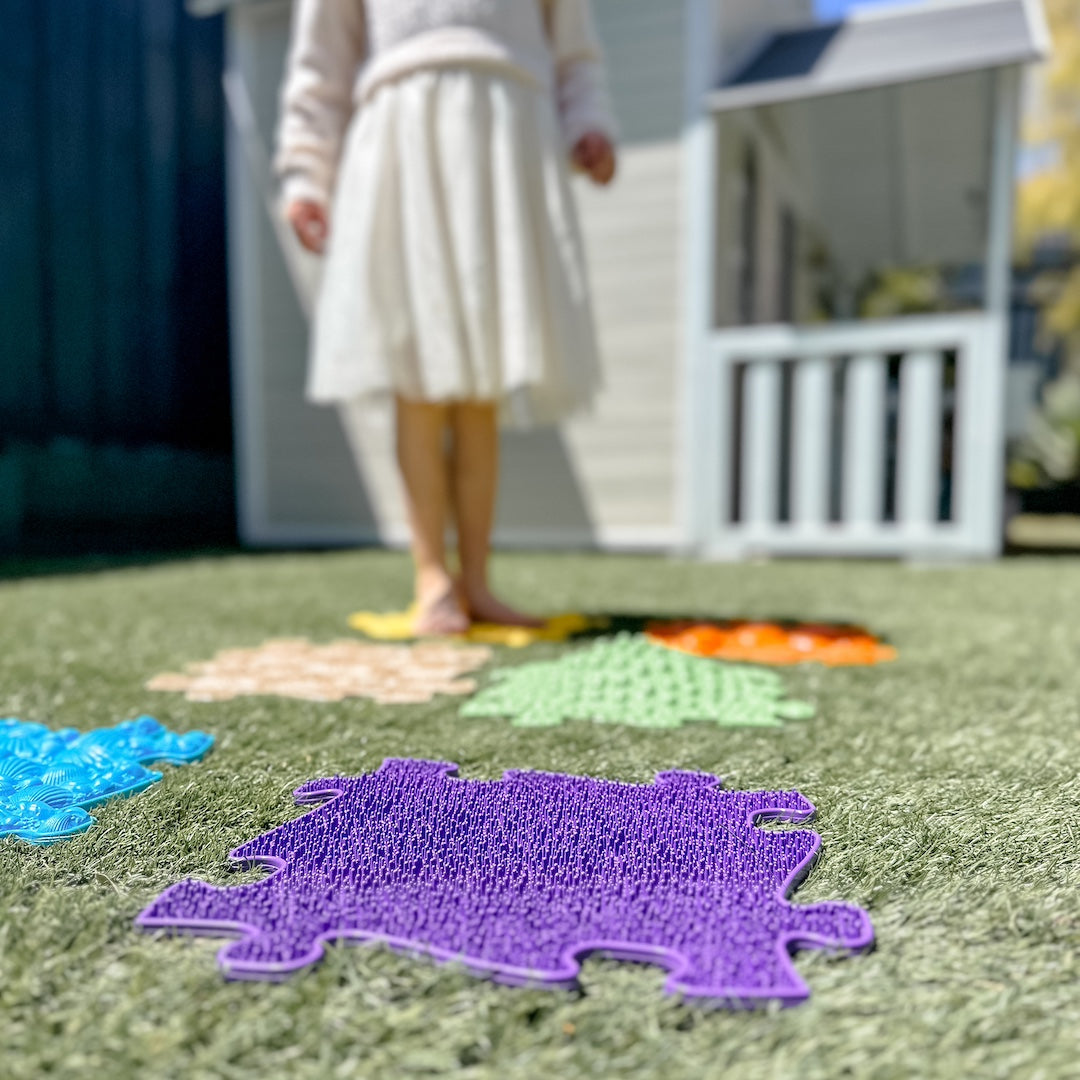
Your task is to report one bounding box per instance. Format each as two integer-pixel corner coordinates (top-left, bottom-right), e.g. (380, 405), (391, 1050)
(395, 396), (469, 635)
(449, 401), (542, 627)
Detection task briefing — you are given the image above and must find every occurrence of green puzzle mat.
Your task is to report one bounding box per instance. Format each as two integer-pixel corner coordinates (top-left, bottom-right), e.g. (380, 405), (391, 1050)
(460, 633), (815, 728)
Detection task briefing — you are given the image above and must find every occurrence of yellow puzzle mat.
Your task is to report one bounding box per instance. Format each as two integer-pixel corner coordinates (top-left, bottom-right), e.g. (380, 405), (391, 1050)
(348, 607), (606, 648)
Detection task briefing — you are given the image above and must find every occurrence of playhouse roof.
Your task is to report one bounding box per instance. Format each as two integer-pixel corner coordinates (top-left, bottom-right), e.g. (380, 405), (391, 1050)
(710, 0), (1050, 112)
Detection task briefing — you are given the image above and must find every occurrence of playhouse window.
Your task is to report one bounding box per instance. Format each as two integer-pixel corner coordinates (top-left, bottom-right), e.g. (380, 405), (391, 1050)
(716, 69), (997, 328)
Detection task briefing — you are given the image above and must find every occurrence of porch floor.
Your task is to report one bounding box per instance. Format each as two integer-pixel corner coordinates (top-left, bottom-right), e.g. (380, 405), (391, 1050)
(1, 550), (1076, 1079)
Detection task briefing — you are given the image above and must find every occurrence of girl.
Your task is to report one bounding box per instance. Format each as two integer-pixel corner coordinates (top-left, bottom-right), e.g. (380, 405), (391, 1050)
(275, 0), (617, 635)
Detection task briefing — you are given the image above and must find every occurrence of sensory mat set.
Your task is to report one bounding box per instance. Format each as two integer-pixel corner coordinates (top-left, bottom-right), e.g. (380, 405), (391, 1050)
(121, 607), (894, 1007)
(11, 552), (1078, 1079)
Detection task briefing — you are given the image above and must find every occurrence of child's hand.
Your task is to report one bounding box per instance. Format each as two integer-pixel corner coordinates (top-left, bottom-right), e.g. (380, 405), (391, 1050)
(572, 133), (617, 186)
(286, 199), (329, 254)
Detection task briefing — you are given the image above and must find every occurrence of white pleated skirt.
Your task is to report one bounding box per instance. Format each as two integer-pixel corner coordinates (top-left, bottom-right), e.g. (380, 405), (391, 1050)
(308, 67), (603, 428)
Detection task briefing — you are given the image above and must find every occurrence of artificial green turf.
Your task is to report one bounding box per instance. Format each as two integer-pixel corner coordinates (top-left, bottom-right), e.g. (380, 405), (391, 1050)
(1, 550), (1077, 1079)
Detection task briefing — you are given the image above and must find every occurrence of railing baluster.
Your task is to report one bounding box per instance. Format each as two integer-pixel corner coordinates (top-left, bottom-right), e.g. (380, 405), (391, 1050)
(792, 357), (831, 528)
(742, 361), (782, 527)
(952, 317), (1007, 554)
(843, 354), (887, 527)
(897, 350), (943, 529)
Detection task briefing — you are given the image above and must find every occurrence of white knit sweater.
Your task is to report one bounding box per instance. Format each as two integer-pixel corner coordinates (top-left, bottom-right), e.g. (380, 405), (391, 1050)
(275, 0), (617, 206)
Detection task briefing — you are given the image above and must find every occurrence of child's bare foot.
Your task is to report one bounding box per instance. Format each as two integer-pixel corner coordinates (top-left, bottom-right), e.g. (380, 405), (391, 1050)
(413, 575), (469, 636)
(464, 586), (544, 628)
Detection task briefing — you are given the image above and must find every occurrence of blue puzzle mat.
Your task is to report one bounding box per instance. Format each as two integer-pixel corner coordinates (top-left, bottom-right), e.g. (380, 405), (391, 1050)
(0, 716), (213, 845)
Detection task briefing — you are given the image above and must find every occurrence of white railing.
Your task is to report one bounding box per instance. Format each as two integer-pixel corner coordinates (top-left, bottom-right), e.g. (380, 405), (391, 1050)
(694, 312), (1007, 559)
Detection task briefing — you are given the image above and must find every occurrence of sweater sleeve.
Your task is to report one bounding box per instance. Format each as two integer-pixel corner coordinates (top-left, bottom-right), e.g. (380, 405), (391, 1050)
(274, 0), (367, 208)
(546, 0), (618, 152)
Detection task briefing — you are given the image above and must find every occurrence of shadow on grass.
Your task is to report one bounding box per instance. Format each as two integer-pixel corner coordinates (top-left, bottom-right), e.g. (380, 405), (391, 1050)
(0, 547), (243, 583)
(0, 544), (387, 583)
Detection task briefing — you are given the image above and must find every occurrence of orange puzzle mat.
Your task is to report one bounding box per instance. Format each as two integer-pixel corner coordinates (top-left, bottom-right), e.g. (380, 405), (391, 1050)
(645, 621), (897, 667)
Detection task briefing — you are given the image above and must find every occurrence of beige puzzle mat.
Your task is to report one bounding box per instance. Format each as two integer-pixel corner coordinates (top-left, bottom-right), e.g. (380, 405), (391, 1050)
(147, 639), (493, 704)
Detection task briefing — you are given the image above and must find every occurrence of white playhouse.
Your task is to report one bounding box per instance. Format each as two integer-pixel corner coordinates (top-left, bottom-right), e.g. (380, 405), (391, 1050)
(194, 0), (1049, 559)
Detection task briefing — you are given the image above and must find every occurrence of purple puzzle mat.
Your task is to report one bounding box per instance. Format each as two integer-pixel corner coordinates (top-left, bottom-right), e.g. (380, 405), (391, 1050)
(137, 759), (873, 1005)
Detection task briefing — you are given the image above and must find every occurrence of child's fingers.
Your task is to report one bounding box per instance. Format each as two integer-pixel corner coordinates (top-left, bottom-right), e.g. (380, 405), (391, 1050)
(287, 200), (329, 254)
(572, 146), (594, 173)
(572, 133), (602, 170)
(299, 213), (328, 254)
(590, 146), (616, 186)
(572, 134), (616, 186)
(301, 217), (328, 254)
